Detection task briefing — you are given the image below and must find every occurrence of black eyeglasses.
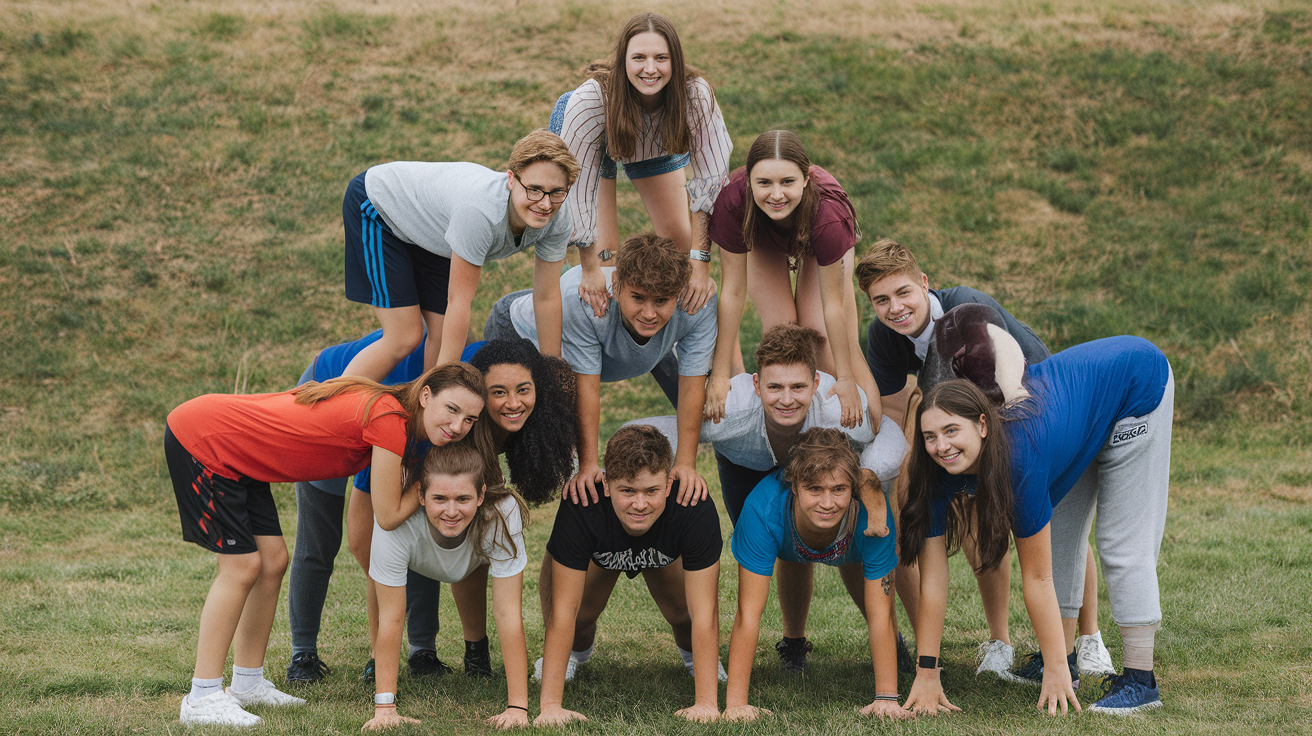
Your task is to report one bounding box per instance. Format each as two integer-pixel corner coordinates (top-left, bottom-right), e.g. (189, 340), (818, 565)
(512, 171), (569, 204)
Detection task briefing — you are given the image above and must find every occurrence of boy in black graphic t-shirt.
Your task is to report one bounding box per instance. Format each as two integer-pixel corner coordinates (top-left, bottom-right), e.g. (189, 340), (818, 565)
(534, 425), (723, 726)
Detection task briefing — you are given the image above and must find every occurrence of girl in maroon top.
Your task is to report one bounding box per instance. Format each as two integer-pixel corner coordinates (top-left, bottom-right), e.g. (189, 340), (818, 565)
(705, 130), (882, 429)
(164, 363), (491, 728)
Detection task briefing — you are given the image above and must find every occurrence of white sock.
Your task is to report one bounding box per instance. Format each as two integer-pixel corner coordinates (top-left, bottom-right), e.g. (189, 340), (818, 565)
(188, 676), (223, 702)
(678, 645), (695, 672)
(570, 643), (594, 664)
(230, 665), (264, 694)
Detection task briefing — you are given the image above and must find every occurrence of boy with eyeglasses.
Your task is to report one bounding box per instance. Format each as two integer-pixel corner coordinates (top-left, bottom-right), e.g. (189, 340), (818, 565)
(338, 129), (580, 382)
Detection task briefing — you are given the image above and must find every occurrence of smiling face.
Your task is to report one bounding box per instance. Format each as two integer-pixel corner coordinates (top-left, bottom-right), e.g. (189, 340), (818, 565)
(506, 160), (569, 235)
(865, 271), (932, 338)
(418, 386), (483, 445)
(609, 468), (669, 536)
(483, 363), (535, 437)
(749, 159), (809, 226)
(614, 280), (678, 342)
(421, 472), (485, 543)
(754, 363), (819, 430)
(920, 406), (988, 475)
(792, 468), (853, 538)
(625, 31), (672, 103)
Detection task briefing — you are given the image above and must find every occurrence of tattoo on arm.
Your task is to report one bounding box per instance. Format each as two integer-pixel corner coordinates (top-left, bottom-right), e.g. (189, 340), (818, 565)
(880, 572), (894, 597)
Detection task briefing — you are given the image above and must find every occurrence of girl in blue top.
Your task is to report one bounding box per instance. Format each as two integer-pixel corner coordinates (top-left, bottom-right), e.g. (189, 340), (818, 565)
(898, 307), (1174, 718)
(725, 428), (909, 722)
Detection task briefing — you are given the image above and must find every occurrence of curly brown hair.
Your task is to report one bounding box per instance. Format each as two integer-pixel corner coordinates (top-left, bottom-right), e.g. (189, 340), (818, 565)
(855, 237), (923, 293)
(603, 424), (673, 483)
(754, 322), (825, 375)
(612, 231), (690, 299)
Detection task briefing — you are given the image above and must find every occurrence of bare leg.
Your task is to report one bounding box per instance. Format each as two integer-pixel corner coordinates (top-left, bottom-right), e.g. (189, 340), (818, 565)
(232, 535), (290, 668)
(194, 552), (263, 679)
(838, 563), (868, 619)
(746, 248), (800, 332)
(641, 559), (693, 651)
(631, 169), (694, 252)
(571, 563), (623, 652)
(964, 506), (1012, 644)
(346, 489), (377, 656)
(793, 251), (860, 379)
(1078, 547), (1100, 635)
(420, 309), (445, 370)
(776, 560), (814, 639)
(451, 564), (490, 642)
(340, 305), (425, 381)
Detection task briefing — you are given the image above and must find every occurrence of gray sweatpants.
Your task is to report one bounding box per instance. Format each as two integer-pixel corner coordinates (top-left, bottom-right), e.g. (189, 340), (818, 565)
(1050, 367), (1174, 627)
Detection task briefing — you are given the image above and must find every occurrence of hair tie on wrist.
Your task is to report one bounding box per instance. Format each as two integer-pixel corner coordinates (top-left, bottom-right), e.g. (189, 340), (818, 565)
(508, 704), (529, 712)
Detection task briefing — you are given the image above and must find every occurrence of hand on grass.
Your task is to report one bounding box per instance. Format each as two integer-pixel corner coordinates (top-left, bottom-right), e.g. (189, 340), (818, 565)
(721, 704), (771, 722)
(1037, 667), (1081, 715)
(362, 708), (420, 731)
(860, 699), (912, 719)
(485, 707), (530, 729)
(903, 673), (960, 716)
(675, 702), (720, 723)
(533, 706), (587, 727)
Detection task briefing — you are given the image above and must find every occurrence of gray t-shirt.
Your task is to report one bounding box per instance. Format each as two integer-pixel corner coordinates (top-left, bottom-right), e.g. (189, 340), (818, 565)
(509, 265), (717, 380)
(364, 161), (571, 266)
(368, 495), (527, 587)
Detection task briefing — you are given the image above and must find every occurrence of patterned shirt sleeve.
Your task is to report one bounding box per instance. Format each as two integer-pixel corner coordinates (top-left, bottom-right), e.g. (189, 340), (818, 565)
(557, 81), (608, 247)
(683, 77), (732, 216)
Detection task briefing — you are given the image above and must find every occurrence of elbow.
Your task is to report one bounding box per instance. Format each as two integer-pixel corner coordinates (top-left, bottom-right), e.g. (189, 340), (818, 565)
(376, 513), (404, 532)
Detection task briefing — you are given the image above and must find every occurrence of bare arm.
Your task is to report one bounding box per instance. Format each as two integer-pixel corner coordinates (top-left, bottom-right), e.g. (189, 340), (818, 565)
(675, 563), (721, 722)
(1015, 524), (1081, 715)
(531, 255), (564, 358)
(723, 566), (772, 722)
(368, 446), (418, 532)
(576, 178), (616, 318)
(819, 260), (881, 428)
(903, 535), (960, 715)
(362, 583), (420, 730)
(860, 571), (911, 719)
(534, 561), (588, 726)
(434, 254), (483, 367)
(563, 373), (605, 505)
(705, 249), (747, 423)
(858, 469), (889, 538)
(681, 210), (717, 315)
(670, 373), (709, 506)
(484, 572), (530, 729)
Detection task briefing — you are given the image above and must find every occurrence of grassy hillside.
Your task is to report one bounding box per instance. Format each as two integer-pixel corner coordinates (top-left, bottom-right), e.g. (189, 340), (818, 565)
(1, 1), (1309, 733)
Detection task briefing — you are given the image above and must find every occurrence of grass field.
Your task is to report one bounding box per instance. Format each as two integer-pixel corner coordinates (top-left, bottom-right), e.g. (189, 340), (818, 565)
(1, 0), (1310, 733)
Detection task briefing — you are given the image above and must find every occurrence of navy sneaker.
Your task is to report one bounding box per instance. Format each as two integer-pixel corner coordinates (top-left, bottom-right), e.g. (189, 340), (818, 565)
(896, 633), (916, 675)
(1009, 650), (1079, 689)
(1091, 669), (1162, 715)
(285, 652), (331, 684)
(775, 637), (813, 674)
(408, 649), (453, 678)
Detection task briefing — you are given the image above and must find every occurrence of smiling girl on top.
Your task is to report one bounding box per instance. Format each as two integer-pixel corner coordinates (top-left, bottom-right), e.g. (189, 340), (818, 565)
(550, 12), (731, 319)
(704, 130), (880, 435)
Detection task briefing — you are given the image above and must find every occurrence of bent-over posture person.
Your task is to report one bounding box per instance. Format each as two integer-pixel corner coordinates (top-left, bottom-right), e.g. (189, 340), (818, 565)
(535, 426), (724, 726)
(365, 443), (530, 730)
(633, 323), (909, 673)
(725, 428), (908, 722)
(339, 130), (577, 380)
(856, 238), (1113, 680)
(900, 304), (1173, 717)
(485, 232), (716, 507)
(164, 364), (487, 727)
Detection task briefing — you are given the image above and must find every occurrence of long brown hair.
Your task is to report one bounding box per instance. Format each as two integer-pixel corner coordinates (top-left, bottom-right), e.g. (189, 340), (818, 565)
(741, 130), (823, 259)
(414, 441), (526, 562)
(587, 12), (704, 159)
(898, 380), (1015, 574)
(293, 362), (490, 491)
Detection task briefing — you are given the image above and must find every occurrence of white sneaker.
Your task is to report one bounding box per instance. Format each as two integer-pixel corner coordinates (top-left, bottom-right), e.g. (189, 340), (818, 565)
(975, 639), (1024, 682)
(227, 678), (306, 708)
(533, 655), (579, 682)
(683, 657), (729, 683)
(1076, 631), (1116, 676)
(179, 691), (263, 727)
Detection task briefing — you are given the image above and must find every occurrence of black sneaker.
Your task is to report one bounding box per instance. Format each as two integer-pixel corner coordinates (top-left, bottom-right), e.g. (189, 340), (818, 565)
(408, 649), (453, 678)
(1010, 650), (1079, 689)
(775, 637), (812, 674)
(286, 652), (331, 684)
(896, 633), (916, 675)
(464, 637), (494, 678)
(360, 658), (376, 683)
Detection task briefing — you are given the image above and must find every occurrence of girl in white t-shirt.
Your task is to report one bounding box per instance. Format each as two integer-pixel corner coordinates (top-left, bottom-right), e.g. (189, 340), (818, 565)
(364, 442), (530, 731)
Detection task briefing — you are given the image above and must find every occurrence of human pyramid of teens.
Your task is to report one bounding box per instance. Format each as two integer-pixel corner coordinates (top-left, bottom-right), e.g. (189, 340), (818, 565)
(164, 10), (1176, 731)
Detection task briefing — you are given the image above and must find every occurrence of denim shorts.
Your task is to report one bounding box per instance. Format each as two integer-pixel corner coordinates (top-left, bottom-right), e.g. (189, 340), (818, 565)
(549, 91), (690, 180)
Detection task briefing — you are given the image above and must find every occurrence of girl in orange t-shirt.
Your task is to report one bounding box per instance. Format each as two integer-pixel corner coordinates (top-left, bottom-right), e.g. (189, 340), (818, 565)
(163, 363), (491, 728)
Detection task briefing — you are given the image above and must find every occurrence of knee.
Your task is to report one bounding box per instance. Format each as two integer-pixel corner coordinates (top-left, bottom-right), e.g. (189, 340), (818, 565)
(348, 536), (371, 566)
(380, 322), (425, 357)
(261, 546), (289, 582)
(225, 554), (265, 588)
(664, 607), (692, 632)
